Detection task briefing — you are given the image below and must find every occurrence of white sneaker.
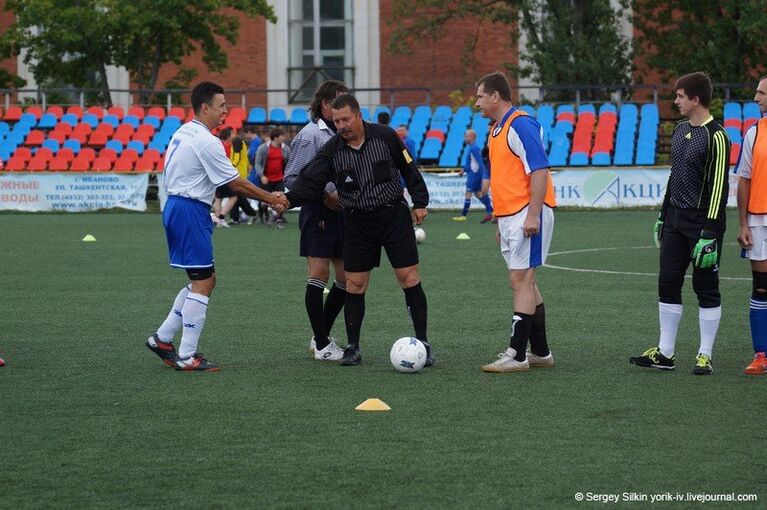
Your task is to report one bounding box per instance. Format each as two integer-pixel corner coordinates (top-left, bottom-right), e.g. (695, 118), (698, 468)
(314, 340), (345, 361)
(210, 214), (229, 228)
(527, 350), (554, 368)
(481, 347), (530, 373)
(309, 337), (316, 353)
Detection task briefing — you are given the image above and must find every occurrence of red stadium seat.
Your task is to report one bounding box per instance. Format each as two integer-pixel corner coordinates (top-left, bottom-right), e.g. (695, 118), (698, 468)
(113, 156), (135, 172)
(92, 156), (113, 172)
(107, 106), (125, 120)
(99, 148), (118, 162)
(69, 131), (89, 144)
(121, 148), (139, 161)
(57, 148), (75, 162)
(147, 106), (166, 120)
(135, 124), (155, 137)
(724, 118), (742, 130)
(53, 122), (72, 136)
(14, 147), (32, 161)
(66, 105), (84, 119)
(35, 147), (54, 162)
(69, 156), (90, 172)
(132, 132), (152, 145)
(48, 155), (70, 171)
(185, 108), (195, 122)
(730, 143), (741, 166)
(48, 131), (67, 144)
(168, 106), (186, 120)
(425, 129), (445, 143)
(94, 122), (114, 136)
(26, 105), (43, 119)
(88, 131), (108, 147)
(27, 155), (48, 171)
(73, 122), (92, 136)
(86, 106), (105, 119)
(79, 147), (97, 162)
(143, 148), (161, 162)
(744, 118), (758, 133)
(134, 156), (156, 172)
(128, 106), (145, 120)
(227, 107), (246, 121)
(4, 155), (27, 171)
(4, 106), (22, 122)
(24, 130), (46, 146)
(112, 131), (132, 144)
(47, 106), (64, 119)
(155, 156), (164, 171)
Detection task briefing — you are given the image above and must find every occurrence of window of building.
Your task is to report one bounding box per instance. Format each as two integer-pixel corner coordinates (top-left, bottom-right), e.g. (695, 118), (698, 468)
(288, 0), (353, 102)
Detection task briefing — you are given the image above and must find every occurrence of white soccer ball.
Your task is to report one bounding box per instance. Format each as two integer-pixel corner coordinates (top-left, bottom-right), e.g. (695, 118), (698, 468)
(390, 337), (427, 373)
(414, 227), (426, 243)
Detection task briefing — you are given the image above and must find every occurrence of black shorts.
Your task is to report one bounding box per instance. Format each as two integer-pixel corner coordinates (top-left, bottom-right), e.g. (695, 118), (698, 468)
(264, 181), (284, 193)
(299, 202), (344, 259)
(343, 199), (418, 272)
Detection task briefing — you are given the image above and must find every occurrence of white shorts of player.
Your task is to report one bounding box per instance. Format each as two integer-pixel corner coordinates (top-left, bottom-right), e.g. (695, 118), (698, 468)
(745, 224), (767, 261)
(498, 205), (555, 270)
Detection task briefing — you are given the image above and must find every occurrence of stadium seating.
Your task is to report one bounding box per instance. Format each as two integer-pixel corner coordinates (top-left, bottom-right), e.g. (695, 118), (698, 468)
(591, 104), (617, 165)
(613, 104), (638, 165)
(247, 107), (267, 124)
(569, 104), (595, 166)
(269, 108), (287, 123)
(47, 106), (64, 119)
(635, 104), (659, 165)
(743, 102), (761, 134)
(4, 106), (22, 122)
(289, 108), (309, 125)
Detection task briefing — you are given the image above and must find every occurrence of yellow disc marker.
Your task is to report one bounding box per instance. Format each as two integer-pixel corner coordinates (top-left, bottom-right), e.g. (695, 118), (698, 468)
(82, 234), (97, 242)
(355, 398), (391, 412)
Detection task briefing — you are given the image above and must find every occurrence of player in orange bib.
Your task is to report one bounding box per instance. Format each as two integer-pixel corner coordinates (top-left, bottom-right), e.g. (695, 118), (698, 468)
(474, 72), (557, 373)
(737, 74), (767, 375)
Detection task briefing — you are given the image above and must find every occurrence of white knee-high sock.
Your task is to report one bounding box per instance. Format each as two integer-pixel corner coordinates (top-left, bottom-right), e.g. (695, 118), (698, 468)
(658, 302), (683, 358)
(698, 306), (721, 357)
(156, 285), (191, 342)
(178, 292), (209, 359)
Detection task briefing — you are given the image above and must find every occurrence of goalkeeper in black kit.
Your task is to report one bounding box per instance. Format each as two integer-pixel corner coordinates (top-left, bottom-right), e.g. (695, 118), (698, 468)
(630, 72), (730, 375)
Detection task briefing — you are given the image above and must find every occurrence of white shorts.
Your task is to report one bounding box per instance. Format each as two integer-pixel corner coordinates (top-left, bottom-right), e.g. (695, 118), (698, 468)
(498, 205), (554, 270)
(745, 225), (767, 261)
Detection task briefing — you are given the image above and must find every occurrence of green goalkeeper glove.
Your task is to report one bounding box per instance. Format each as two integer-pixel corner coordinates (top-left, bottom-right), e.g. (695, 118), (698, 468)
(691, 232), (718, 269)
(653, 218), (663, 248)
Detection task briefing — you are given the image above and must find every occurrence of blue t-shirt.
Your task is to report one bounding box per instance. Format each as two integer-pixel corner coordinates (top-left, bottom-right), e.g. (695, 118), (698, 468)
(463, 143), (487, 175)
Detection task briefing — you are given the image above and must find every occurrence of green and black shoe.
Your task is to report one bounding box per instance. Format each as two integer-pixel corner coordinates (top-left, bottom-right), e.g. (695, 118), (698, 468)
(630, 346), (675, 370)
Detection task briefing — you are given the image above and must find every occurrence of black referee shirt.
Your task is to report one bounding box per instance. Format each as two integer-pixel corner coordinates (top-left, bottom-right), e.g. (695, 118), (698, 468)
(661, 116), (730, 232)
(286, 122), (429, 211)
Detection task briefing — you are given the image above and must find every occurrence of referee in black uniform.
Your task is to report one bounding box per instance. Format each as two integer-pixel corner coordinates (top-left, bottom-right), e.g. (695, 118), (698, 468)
(284, 94), (433, 366)
(631, 72), (730, 375)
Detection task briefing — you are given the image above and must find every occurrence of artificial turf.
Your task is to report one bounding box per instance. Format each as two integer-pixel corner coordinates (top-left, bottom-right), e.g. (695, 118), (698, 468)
(0, 210), (763, 508)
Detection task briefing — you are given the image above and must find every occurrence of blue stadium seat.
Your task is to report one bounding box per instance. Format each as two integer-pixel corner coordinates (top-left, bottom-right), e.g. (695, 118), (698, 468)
(360, 107), (371, 122)
(61, 113), (78, 127)
(569, 152), (589, 166)
(148, 139), (168, 153)
(0, 122), (9, 137)
(127, 140), (145, 155)
(591, 152), (611, 166)
(743, 102), (761, 120)
(419, 138), (443, 161)
(63, 139), (81, 154)
(18, 113), (37, 127)
(102, 115), (120, 128)
(105, 140), (123, 154)
(37, 113), (57, 129)
(269, 108), (287, 123)
(726, 127), (742, 143)
(520, 105), (535, 116)
(41, 139), (60, 153)
(723, 102), (742, 121)
(247, 107), (267, 124)
(290, 108), (309, 125)
(640, 103), (659, 121)
(430, 105), (452, 132)
(536, 104), (554, 128)
(143, 116), (161, 129)
(598, 103), (617, 115)
(123, 115), (140, 129)
(392, 106), (411, 126)
(577, 104), (596, 116)
(82, 114), (99, 129)
(548, 138), (570, 166)
(0, 145), (13, 161)
(411, 105), (432, 124)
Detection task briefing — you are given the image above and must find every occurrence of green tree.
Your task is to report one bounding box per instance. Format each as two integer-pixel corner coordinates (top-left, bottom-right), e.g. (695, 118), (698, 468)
(388, 0), (633, 101)
(0, 0), (276, 106)
(632, 0), (767, 94)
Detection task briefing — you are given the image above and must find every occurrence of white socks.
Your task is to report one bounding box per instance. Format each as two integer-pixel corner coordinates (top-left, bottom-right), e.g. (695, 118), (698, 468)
(658, 302), (683, 358)
(178, 292), (209, 359)
(156, 285), (191, 342)
(698, 306), (721, 357)
(658, 302), (721, 358)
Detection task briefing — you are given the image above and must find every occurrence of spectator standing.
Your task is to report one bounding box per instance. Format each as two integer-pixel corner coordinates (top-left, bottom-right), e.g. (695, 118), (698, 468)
(254, 127), (291, 225)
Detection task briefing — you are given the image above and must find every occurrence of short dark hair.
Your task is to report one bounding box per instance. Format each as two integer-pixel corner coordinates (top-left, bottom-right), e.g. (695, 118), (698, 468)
(191, 81), (224, 114)
(269, 127), (284, 140)
(675, 72), (712, 108)
(309, 80), (350, 120)
(377, 112), (390, 125)
(476, 72), (512, 102)
(241, 125), (257, 134)
(330, 94), (361, 113)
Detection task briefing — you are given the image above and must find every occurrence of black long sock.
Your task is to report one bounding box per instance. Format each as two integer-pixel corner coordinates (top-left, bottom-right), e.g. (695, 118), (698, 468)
(323, 280), (346, 337)
(529, 303), (550, 356)
(344, 292), (365, 347)
(403, 282), (428, 342)
(509, 312), (533, 361)
(305, 279), (328, 350)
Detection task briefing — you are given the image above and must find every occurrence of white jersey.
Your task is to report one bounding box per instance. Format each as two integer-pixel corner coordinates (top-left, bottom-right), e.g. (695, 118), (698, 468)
(162, 119), (239, 205)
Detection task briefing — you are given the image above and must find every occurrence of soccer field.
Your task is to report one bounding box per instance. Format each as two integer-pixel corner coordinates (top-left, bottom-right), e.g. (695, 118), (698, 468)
(1, 210), (763, 508)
